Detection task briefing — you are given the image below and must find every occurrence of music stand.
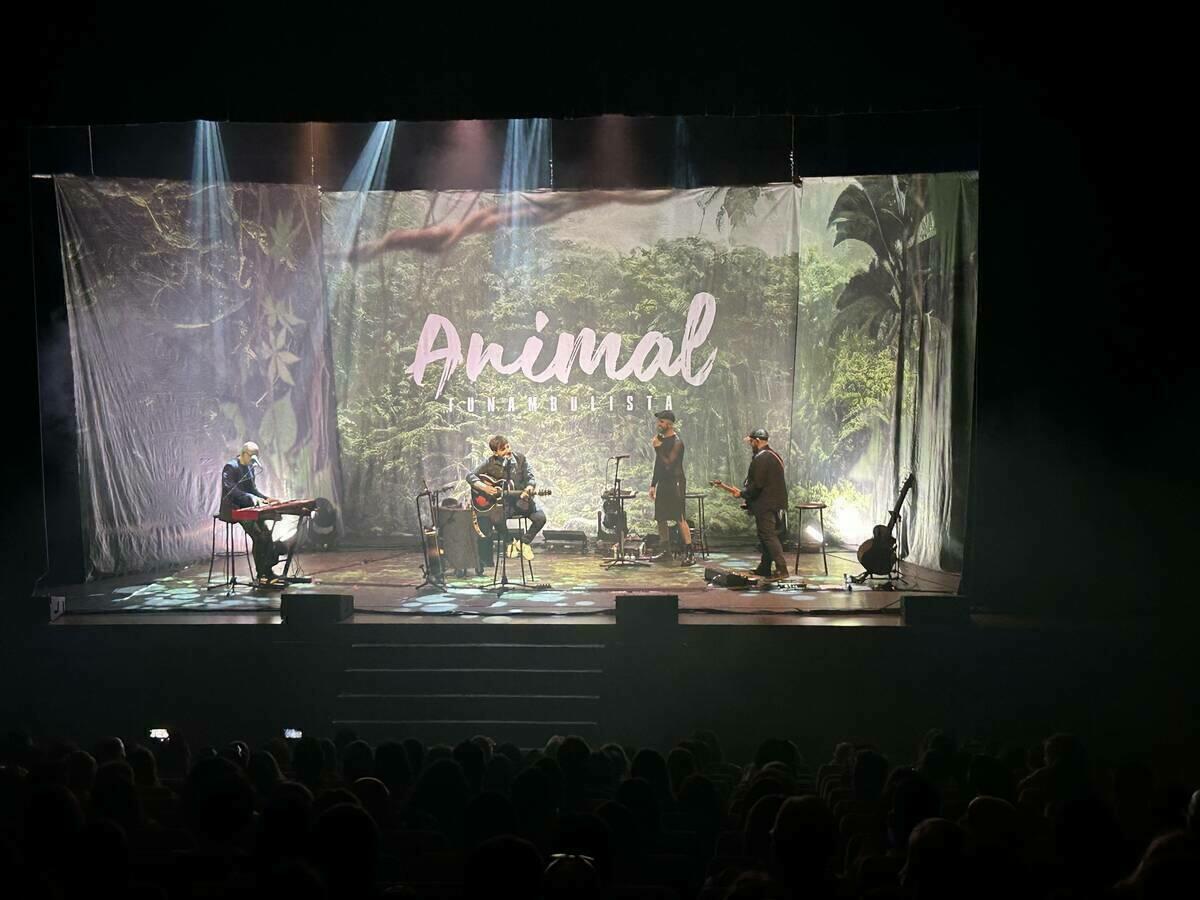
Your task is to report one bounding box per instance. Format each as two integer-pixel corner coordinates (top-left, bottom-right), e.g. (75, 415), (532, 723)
(601, 456), (649, 569)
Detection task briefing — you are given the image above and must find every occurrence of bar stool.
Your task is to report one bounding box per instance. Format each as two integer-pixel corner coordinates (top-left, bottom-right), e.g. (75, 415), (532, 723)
(206, 514), (256, 593)
(684, 491), (710, 558)
(792, 502), (829, 575)
(492, 514), (535, 589)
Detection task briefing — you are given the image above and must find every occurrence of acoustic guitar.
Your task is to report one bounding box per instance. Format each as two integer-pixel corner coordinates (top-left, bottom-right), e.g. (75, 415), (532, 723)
(856, 473), (915, 576)
(470, 473), (551, 513)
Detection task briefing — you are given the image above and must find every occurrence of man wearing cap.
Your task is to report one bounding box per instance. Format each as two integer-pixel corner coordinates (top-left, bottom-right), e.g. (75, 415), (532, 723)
(735, 428), (789, 578)
(649, 410), (695, 566)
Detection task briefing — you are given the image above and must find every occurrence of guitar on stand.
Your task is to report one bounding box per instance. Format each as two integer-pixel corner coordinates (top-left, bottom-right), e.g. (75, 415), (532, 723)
(414, 481), (456, 595)
(231, 498), (317, 583)
(851, 473), (915, 587)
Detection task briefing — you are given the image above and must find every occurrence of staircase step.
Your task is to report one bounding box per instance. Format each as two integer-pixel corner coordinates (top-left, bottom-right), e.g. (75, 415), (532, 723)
(346, 642), (606, 669)
(340, 667), (602, 695)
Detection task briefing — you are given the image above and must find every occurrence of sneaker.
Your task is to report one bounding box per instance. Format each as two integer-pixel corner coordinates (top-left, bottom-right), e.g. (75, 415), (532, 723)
(679, 547), (696, 567)
(507, 540), (535, 561)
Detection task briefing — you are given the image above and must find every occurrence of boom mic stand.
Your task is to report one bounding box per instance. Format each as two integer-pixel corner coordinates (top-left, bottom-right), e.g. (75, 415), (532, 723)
(601, 455), (649, 569)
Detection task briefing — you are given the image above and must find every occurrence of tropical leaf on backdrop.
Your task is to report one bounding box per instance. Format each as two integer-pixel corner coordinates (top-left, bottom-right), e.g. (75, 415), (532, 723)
(827, 174), (936, 503)
(698, 187), (764, 232)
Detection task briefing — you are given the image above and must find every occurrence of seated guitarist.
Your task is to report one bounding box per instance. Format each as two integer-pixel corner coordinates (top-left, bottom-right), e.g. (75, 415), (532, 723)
(465, 435), (547, 561)
(220, 441), (284, 586)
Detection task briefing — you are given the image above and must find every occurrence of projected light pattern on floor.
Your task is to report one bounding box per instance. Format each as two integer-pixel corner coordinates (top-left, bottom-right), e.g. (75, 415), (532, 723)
(67, 546), (860, 614)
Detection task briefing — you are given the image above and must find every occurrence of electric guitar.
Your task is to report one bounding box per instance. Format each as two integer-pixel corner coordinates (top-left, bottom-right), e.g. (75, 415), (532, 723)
(710, 479), (749, 511)
(856, 473), (915, 576)
(470, 473), (552, 513)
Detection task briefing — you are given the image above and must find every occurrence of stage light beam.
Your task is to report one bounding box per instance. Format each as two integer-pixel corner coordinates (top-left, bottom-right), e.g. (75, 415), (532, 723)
(331, 121), (397, 263)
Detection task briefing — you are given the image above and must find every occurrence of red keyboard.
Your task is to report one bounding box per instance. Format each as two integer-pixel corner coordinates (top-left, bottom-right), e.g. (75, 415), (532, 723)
(231, 499), (318, 522)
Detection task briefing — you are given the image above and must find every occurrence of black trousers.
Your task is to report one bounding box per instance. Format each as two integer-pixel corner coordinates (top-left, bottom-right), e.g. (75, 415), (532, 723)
(239, 520), (278, 577)
(475, 503), (547, 562)
(754, 508), (788, 575)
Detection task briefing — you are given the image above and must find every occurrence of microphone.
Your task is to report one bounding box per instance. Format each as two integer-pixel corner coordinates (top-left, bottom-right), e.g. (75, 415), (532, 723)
(610, 454), (630, 460)
(250, 455), (261, 468)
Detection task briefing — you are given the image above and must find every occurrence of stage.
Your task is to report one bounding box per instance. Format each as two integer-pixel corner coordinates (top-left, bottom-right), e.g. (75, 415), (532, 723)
(48, 542), (960, 627)
(20, 544), (1200, 776)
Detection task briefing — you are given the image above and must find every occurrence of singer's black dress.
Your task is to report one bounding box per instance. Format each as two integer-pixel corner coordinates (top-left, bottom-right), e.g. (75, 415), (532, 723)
(651, 434), (686, 522)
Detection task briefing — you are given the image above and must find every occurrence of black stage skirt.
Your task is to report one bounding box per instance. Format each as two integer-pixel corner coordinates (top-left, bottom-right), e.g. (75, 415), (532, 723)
(654, 477), (686, 522)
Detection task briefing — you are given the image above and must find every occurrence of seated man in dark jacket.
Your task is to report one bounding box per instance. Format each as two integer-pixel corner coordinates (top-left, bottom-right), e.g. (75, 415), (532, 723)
(466, 434), (546, 562)
(220, 441), (282, 584)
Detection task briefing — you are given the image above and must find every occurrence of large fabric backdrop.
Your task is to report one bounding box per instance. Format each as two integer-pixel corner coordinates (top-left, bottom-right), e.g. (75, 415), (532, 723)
(56, 172), (977, 578)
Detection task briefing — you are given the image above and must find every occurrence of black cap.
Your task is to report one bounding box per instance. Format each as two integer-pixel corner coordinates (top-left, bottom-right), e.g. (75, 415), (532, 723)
(654, 410), (676, 422)
(748, 428), (769, 440)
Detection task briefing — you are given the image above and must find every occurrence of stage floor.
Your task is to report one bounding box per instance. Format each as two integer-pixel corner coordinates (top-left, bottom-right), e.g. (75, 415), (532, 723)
(51, 543), (960, 627)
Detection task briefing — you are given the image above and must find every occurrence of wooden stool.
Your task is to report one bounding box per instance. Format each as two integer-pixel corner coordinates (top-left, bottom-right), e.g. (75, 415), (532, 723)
(792, 502), (828, 575)
(684, 491), (710, 558)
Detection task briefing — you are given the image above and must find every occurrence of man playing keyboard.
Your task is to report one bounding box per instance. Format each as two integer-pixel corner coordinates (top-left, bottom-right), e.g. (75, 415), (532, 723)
(220, 441), (284, 586)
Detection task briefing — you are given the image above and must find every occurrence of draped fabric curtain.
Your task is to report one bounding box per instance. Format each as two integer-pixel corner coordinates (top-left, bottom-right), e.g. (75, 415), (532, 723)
(58, 173), (974, 578)
(56, 176), (340, 577)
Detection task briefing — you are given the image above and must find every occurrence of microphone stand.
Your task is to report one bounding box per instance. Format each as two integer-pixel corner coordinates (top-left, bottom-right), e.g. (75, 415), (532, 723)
(601, 454), (649, 569)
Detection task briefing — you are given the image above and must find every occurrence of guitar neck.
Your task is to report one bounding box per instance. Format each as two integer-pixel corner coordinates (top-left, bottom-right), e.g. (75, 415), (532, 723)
(884, 476), (915, 533)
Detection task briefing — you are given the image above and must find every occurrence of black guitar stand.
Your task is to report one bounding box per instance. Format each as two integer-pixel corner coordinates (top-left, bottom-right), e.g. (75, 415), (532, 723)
(415, 482), (447, 595)
(849, 568), (902, 589)
(601, 455), (649, 569)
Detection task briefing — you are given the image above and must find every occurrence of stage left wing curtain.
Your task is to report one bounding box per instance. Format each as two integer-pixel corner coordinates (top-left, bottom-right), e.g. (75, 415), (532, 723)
(55, 176), (340, 578)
